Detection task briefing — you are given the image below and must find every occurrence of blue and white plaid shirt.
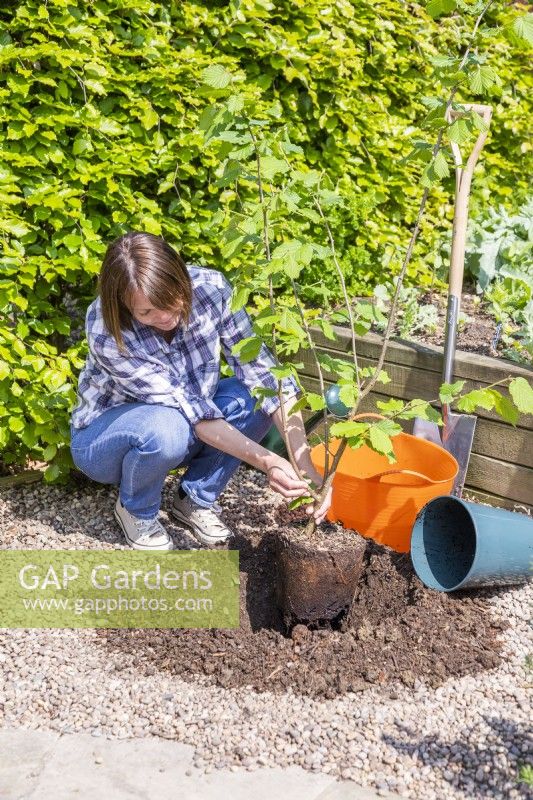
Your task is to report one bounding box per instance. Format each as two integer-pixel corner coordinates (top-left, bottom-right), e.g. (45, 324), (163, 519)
(71, 265), (299, 430)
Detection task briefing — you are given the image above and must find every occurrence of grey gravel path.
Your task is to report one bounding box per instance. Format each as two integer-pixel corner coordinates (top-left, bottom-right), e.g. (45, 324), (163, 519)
(0, 467), (531, 800)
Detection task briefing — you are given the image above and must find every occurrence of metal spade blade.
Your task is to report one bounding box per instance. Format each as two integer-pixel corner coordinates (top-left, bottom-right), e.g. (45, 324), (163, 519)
(414, 408), (476, 498)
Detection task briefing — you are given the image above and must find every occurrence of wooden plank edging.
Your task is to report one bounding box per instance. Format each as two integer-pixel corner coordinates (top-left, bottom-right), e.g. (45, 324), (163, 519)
(0, 470), (44, 489)
(310, 326), (533, 384)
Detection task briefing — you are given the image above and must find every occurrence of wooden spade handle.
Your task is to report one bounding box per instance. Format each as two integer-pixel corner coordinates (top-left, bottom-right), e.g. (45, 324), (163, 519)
(448, 104), (493, 301)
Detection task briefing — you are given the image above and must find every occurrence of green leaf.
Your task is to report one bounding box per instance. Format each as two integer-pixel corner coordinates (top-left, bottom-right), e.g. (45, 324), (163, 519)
(400, 399), (442, 423)
(307, 392), (326, 411)
(317, 189), (343, 208)
(271, 240), (305, 279)
(297, 207), (321, 223)
(221, 232), (248, 259)
(230, 336), (263, 363)
(279, 307), (305, 338)
(42, 444), (57, 461)
(16, 322), (29, 339)
(20, 425), (37, 448)
(270, 365), (294, 379)
(73, 135), (91, 155)
(140, 103), (158, 129)
(288, 396), (308, 415)
(42, 369), (69, 392)
(509, 377), (533, 414)
(215, 160), (242, 187)
(433, 151), (450, 179)
(216, 131), (248, 144)
(468, 65), (501, 95)
(231, 286), (250, 311)
(0, 361), (12, 380)
(374, 418), (403, 436)
(0, 427), (9, 448)
(0, 220), (30, 237)
(32, 341), (50, 356)
(426, 0), (457, 19)
(8, 416), (24, 433)
(229, 143), (255, 161)
(510, 13), (533, 47)
(198, 105), (220, 132)
(12, 339), (25, 357)
(456, 388), (495, 413)
(376, 398), (404, 414)
(226, 94), (245, 113)
(85, 79), (106, 95)
(260, 157), (290, 180)
(489, 390), (519, 425)
(317, 353), (354, 380)
(63, 234), (82, 252)
(317, 319), (335, 340)
(439, 380), (466, 404)
(44, 463), (60, 483)
(338, 382), (358, 408)
(288, 495), (314, 510)
(447, 118), (470, 144)
(330, 420), (368, 438)
(369, 425), (395, 461)
(202, 64), (232, 89)
(13, 368), (29, 380)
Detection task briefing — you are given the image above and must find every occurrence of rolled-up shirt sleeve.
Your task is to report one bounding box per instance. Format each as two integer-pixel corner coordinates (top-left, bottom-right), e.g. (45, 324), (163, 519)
(89, 332), (224, 427)
(218, 276), (300, 415)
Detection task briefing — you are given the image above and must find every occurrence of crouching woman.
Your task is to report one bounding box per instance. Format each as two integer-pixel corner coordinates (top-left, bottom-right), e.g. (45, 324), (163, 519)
(70, 232), (331, 550)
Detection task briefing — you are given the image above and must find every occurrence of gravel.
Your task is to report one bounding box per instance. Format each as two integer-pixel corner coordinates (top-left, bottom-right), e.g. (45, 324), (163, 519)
(0, 466), (532, 800)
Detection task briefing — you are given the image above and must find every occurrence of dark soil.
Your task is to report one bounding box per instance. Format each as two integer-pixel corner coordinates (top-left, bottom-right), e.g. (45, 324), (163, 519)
(407, 291), (501, 358)
(332, 289), (528, 363)
(275, 515), (367, 625)
(97, 517), (506, 700)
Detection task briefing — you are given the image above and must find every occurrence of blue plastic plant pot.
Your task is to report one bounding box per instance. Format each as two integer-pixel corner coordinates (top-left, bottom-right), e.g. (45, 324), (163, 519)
(410, 495), (533, 592)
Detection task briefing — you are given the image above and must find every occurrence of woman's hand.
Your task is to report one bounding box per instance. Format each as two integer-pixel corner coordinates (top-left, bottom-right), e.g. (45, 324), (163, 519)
(301, 467), (332, 525)
(266, 460), (332, 525)
(304, 483), (333, 525)
(265, 459), (310, 500)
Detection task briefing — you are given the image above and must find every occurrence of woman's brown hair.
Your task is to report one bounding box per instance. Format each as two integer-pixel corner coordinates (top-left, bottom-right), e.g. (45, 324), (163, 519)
(98, 232), (192, 351)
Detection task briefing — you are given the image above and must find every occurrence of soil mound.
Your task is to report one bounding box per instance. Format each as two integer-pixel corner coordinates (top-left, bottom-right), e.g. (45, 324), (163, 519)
(99, 526), (505, 699)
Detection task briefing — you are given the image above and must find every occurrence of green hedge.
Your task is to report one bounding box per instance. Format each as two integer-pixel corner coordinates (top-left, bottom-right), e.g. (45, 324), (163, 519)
(0, 0), (531, 479)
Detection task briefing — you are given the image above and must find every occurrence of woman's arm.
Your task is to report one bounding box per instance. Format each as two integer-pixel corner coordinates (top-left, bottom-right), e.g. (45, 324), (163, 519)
(270, 399), (333, 525)
(271, 399), (322, 483)
(194, 417), (310, 500)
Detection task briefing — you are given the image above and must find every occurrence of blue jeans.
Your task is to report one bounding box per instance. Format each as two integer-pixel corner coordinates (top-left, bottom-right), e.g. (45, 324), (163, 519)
(69, 377), (273, 519)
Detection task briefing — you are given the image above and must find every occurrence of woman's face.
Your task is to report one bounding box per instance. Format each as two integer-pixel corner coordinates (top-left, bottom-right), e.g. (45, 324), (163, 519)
(128, 288), (182, 332)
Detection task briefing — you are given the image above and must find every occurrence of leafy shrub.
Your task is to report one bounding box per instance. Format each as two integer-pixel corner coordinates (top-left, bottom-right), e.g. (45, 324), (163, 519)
(461, 196), (532, 363)
(0, 0), (531, 477)
(464, 198), (533, 292)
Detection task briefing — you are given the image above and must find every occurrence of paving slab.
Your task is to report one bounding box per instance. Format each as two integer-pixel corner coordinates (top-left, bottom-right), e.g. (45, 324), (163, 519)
(315, 781), (402, 800)
(0, 728), (405, 800)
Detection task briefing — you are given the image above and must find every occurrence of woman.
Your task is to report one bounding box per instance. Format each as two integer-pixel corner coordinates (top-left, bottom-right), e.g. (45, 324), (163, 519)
(70, 232), (331, 550)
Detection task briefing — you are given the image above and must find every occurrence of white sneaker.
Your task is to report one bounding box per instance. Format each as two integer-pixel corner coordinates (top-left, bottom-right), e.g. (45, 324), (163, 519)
(114, 499), (174, 550)
(170, 491), (233, 547)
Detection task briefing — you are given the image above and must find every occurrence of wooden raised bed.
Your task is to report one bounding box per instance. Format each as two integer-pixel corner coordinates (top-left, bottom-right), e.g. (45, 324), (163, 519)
(300, 327), (533, 513)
